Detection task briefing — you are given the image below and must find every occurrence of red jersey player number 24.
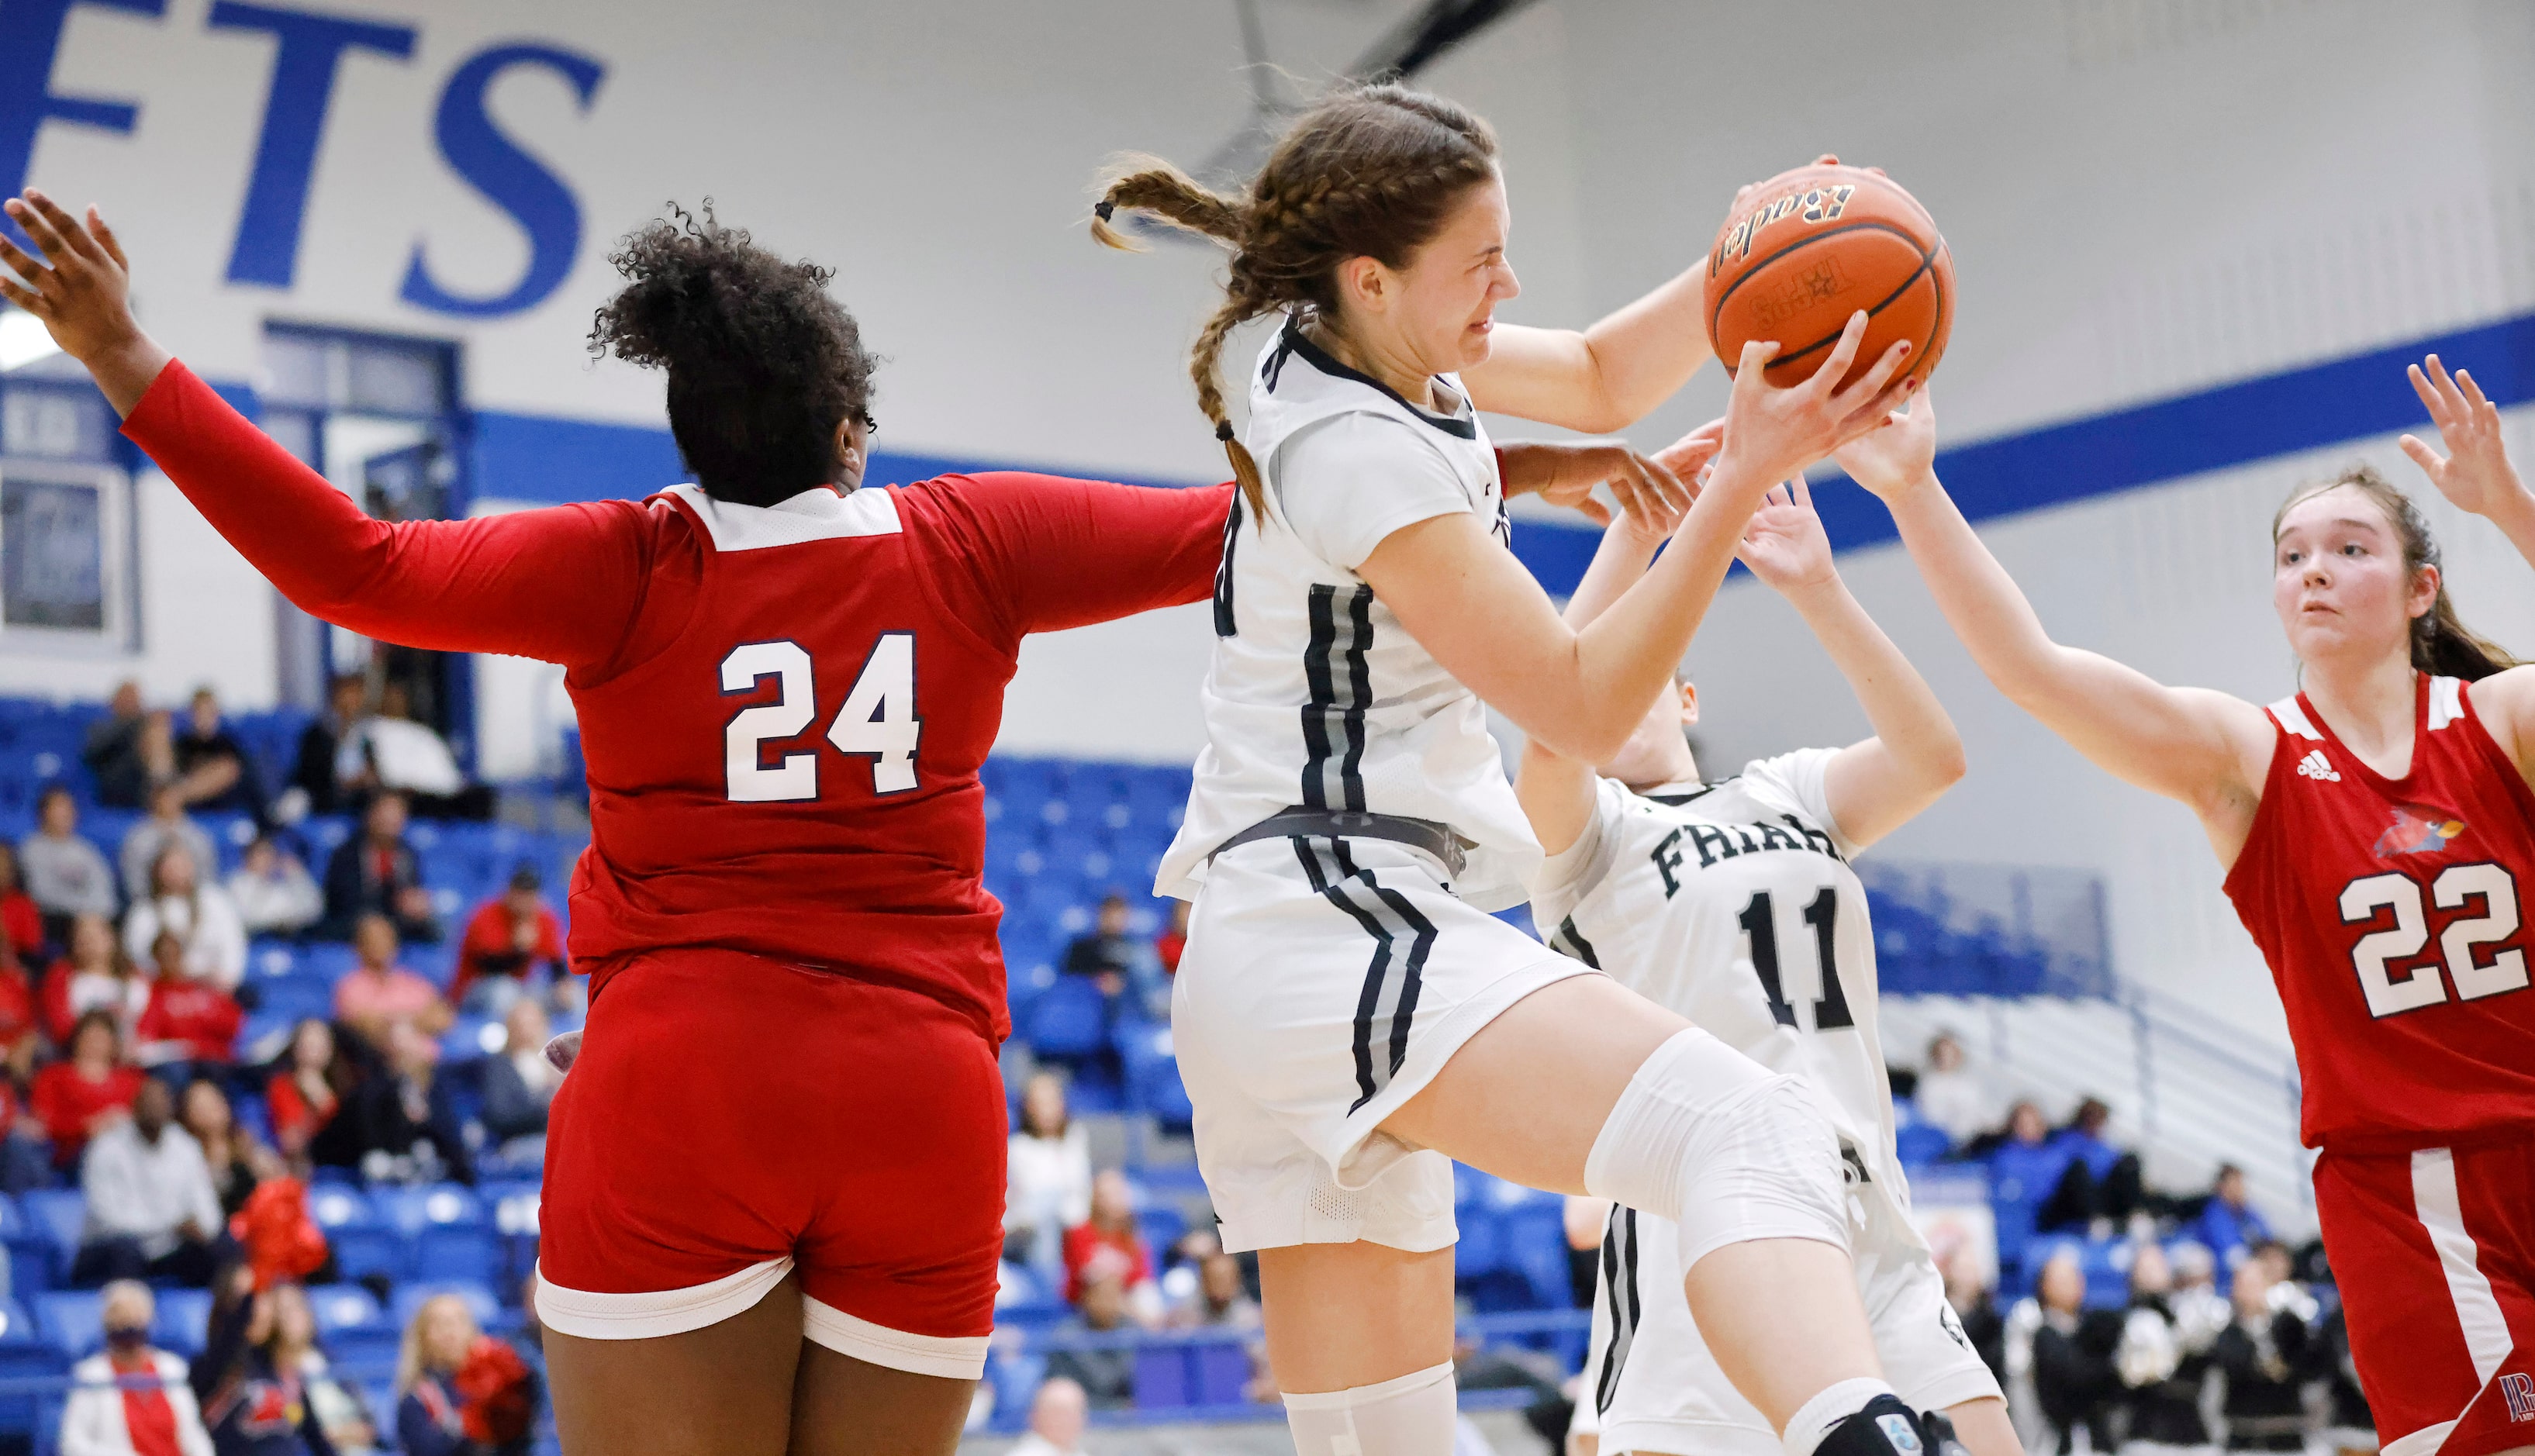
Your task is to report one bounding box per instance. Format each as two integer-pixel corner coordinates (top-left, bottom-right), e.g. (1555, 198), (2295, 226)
(721, 633), (920, 801)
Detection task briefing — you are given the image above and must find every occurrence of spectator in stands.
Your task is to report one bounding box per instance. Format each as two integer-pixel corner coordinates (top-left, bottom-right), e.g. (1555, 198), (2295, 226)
(264, 1020), (340, 1164)
(2189, 1164), (2272, 1262)
(82, 680), (155, 809)
(1176, 1250), (1262, 1331)
(333, 915), (452, 1049)
(119, 782), (218, 906)
(1060, 894), (1146, 1002)
(43, 915), (150, 1047)
(171, 688), (264, 822)
(0, 843), (47, 965)
(2029, 1248), (2122, 1456)
(319, 792), (440, 944)
(1046, 1272), (1138, 1409)
(289, 674), (370, 819)
(1986, 1099), (2067, 1279)
(136, 930), (244, 1071)
(1912, 1031), (1999, 1146)
(2041, 1097), (2147, 1236)
(2212, 1253), (2315, 1454)
(74, 1075), (224, 1286)
(0, 1057), (47, 1193)
(1007, 1071), (1092, 1272)
(480, 997), (560, 1164)
(34, 1009), (145, 1168)
(58, 1278), (217, 1456)
(1008, 1376), (1089, 1456)
(0, 937), (39, 1081)
(180, 1078), (265, 1219)
(302, 1360), (382, 1456)
(395, 1292), (539, 1456)
(125, 844), (248, 992)
(195, 1265), (333, 1455)
(1155, 899), (1188, 977)
(23, 785), (121, 944)
(2114, 1241), (2223, 1456)
(349, 1018), (473, 1186)
(1062, 1170), (1159, 1323)
(450, 865), (564, 1016)
(226, 836), (321, 940)
(340, 684), (493, 822)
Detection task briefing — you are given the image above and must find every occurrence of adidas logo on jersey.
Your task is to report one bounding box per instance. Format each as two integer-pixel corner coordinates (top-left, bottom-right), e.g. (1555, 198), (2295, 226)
(2296, 750), (2341, 782)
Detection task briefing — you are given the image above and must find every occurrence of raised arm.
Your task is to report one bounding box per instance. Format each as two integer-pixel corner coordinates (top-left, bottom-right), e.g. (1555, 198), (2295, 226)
(1730, 471), (1963, 848)
(1373, 315), (1914, 766)
(1514, 510), (1680, 854)
(1461, 264), (1710, 433)
(2, 191), (654, 669)
(2401, 354), (2535, 572)
(1838, 394), (2274, 850)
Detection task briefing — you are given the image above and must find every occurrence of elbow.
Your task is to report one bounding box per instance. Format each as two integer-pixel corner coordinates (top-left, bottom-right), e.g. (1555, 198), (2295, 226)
(1925, 739), (1969, 791)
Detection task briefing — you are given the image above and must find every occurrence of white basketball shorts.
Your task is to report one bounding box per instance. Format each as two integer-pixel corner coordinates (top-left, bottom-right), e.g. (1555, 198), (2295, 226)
(1173, 834), (1595, 1254)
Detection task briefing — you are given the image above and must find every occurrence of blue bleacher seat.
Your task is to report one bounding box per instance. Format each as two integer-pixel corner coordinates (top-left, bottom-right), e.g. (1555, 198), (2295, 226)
(18, 1191), (83, 1279)
(306, 1284), (384, 1334)
(327, 1323), (403, 1370)
(372, 1183), (485, 1239)
(307, 1185), (372, 1233)
(154, 1289), (212, 1356)
(1894, 1123), (1953, 1167)
(1023, 976), (1109, 1060)
(1134, 1206), (1186, 1258)
(417, 1227), (502, 1285)
(330, 1227), (406, 1284)
(36, 1290), (103, 1355)
(0, 1299), (36, 1347)
(253, 975), (334, 1023)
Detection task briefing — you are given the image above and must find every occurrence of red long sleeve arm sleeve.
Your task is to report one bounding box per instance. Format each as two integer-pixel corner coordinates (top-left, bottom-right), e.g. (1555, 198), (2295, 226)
(120, 361), (658, 669)
(916, 472), (1232, 642)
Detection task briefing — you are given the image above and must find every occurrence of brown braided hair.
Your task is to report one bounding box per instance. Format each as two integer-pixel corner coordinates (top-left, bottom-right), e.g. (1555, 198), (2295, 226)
(1092, 82), (1500, 517)
(2272, 464), (2518, 681)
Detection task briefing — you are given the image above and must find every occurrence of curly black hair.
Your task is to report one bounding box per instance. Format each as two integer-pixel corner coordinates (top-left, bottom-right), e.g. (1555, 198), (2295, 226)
(588, 203), (876, 505)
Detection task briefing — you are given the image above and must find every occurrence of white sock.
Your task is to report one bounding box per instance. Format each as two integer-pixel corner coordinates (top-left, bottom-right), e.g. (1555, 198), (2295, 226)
(1781, 1377), (1900, 1456)
(1283, 1361), (1458, 1456)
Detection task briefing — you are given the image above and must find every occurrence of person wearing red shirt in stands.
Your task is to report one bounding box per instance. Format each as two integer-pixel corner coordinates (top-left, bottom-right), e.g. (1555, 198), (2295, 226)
(2, 185), (1650, 1456)
(31, 1009), (144, 1168)
(1153, 900), (1189, 977)
(0, 844), (47, 966)
(0, 940), (40, 1082)
(449, 865), (565, 1015)
(136, 930), (243, 1068)
(263, 1020), (340, 1164)
(40, 913), (147, 1049)
(1060, 1171), (1156, 1313)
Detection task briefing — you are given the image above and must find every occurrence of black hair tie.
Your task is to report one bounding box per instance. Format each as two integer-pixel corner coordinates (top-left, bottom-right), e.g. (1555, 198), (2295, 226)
(1215, 420), (1236, 442)
(1094, 200), (1116, 223)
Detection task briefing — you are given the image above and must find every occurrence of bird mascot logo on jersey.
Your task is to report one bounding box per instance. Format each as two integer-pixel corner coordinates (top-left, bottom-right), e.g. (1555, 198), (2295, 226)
(2374, 802), (2468, 858)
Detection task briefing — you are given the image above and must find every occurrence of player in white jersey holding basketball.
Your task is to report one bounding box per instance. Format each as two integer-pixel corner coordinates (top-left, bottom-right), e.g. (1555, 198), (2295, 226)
(1520, 440), (2015, 1456)
(1096, 82), (1937, 1456)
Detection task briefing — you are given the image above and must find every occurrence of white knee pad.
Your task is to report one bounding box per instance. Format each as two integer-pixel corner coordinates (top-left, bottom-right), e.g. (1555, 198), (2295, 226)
(1581, 1028), (1850, 1271)
(1283, 1361), (1458, 1456)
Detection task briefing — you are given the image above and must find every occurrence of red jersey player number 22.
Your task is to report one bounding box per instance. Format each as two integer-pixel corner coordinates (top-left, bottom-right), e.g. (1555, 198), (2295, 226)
(720, 632), (920, 800)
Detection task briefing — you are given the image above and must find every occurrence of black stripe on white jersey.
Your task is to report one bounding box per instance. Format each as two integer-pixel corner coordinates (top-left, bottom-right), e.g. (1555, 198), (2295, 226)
(1594, 1206), (1642, 1416)
(1212, 495), (1243, 637)
(1300, 583), (1374, 812)
(1548, 915), (1601, 969)
(1291, 835), (1434, 1113)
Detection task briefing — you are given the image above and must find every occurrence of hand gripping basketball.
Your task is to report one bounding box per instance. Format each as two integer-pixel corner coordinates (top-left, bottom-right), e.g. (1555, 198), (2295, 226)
(1706, 161), (1953, 395)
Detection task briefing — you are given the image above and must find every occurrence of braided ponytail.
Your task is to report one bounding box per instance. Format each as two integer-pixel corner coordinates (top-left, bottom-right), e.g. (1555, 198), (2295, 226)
(1091, 82), (1501, 523)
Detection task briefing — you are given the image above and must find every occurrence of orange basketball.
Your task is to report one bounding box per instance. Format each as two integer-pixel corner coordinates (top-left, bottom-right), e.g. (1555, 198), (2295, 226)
(1704, 162), (1953, 393)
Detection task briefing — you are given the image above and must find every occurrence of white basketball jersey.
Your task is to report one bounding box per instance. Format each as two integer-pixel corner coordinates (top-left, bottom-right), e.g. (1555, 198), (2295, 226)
(1158, 316), (1539, 909)
(1528, 752), (1906, 1197)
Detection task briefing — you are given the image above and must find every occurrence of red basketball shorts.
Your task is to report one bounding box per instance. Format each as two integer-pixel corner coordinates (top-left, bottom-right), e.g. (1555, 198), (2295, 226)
(533, 948), (1007, 1378)
(2314, 1135), (2535, 1456)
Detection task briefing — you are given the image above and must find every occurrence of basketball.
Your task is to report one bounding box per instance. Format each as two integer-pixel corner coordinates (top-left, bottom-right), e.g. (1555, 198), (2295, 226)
(1704, 160), (1953, 392)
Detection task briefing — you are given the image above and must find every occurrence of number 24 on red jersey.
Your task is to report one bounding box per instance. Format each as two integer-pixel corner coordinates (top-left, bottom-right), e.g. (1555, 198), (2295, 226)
(718, 635), (922, 802)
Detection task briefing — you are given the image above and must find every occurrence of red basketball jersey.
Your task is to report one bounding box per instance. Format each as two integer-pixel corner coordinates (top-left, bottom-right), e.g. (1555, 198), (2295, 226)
(564, 480), (1224, 1041)
(2225, 673), (2535, 1151)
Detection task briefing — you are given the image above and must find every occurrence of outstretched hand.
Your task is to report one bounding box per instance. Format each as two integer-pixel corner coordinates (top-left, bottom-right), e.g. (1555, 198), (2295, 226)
(0, 190), (167, 416)
(1832, 388), (1939, 499)
(1720, 310), (1919, 495)
(1736, 478), (1839, 595)
(2401, 354), (2526, 519)
(1497, 440), (1694, 537)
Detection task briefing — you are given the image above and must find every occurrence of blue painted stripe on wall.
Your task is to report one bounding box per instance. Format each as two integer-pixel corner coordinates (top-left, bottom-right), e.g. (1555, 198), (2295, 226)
(1805, 310), (2535, 557)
